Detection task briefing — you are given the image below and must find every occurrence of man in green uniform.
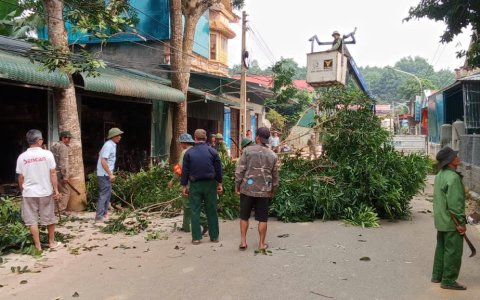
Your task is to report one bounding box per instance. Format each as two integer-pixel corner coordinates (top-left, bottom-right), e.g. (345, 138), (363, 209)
(215, 133), (228, 156)
(431, 146), (467, 290)
(50, 131), (72, 215)
(181, 129), (223, 245)
(168, 133), (195, 232)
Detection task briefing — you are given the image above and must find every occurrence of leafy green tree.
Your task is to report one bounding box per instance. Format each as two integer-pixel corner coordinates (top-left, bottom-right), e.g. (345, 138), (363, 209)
(4, 0), (139, 208)
(266, 58), (313, 129)
(405, 0), (480, 68)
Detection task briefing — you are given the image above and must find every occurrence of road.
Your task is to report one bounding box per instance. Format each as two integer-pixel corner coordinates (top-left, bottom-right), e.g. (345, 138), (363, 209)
(1, 178), (479, 300)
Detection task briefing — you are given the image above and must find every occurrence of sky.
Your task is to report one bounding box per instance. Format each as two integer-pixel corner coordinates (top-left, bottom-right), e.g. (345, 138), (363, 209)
(227, 0), (473, 72)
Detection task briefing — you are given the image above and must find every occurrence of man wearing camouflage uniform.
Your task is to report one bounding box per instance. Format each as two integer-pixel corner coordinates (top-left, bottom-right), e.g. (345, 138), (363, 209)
(235, 127), (279, 251)
(50, 131), (72, 215)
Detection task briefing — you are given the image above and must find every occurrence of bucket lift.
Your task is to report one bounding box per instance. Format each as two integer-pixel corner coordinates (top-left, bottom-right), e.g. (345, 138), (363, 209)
(306, 28), (356, 87)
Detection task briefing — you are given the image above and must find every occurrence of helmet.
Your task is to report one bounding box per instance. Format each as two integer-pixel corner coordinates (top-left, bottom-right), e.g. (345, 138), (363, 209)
(241, 138), (253, 149)
(216, 133), (224, 139)
(107, 128), (124, 139)
(332, 30), (340, 37)
(178, 133), (195, 144)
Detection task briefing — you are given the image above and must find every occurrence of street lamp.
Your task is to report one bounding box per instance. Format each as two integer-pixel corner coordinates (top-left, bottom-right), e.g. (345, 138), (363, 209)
(387, 67), (422, 117)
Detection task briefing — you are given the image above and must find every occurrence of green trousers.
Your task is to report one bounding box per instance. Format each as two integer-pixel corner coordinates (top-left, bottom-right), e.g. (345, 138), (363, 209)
(181, 198), (207, 232)
(189, 180), (219, 241)
(432, 231), (464, 285)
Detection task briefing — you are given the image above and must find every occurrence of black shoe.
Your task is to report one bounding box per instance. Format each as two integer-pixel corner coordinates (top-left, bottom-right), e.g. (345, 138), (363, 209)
(441, 282), (467, 290)
(431, 278), (441, 283)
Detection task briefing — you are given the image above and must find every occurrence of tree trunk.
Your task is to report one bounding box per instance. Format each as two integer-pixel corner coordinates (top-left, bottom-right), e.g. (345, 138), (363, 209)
(44, 0), (87, 210)
(169, 0), (187, 165)
(168, 1), (220, 164)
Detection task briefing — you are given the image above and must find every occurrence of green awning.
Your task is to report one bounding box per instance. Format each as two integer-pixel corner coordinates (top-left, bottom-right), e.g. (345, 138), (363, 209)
(0, 50), (69, 88)
(79, 68), (185, 103)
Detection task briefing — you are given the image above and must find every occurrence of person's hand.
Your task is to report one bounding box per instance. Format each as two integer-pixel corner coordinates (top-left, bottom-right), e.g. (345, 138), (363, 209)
(53, 191), (60, 201)
(216, 184), (223, 194)
(457, 225), (466, 235)
(182, 186), (189, 197)
(235, 187), (240, 195)
(167, 180), (174, 189)
(63, 177), (69, 184)
(109, 174), (116, 182)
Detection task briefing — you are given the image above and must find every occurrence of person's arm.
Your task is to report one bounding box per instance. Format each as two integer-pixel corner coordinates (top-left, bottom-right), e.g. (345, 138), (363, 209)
(50, 168), (60, 199)
(59, 145), (69, 182)
(18, 174), (24, 192)
(180, 152), (191, 196)
(213, 153), (223, 193)
(447, 175), (466, 234)
(101, 158), (115, 181)
(271, 156), (280, 195)
(234, 152), (247, 194)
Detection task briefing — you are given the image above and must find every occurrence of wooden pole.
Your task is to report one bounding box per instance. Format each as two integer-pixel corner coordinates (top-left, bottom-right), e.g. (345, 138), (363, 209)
(240, 11), (248, 138)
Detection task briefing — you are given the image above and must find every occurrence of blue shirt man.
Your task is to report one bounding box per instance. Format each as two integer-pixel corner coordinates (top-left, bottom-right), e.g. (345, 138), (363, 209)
(95, 127), (123, 222)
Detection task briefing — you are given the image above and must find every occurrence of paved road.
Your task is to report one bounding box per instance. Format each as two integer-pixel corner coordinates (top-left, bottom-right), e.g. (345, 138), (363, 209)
(1, 180), (480, 300)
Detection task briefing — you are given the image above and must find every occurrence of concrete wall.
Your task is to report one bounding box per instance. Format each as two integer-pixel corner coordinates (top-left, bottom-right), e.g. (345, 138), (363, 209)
(85, 42), (167, 78)
(459, 164), (480, 194)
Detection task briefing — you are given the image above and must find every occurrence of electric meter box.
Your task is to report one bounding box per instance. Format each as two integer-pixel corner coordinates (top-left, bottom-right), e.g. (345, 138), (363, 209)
(306, 50), (347, 87)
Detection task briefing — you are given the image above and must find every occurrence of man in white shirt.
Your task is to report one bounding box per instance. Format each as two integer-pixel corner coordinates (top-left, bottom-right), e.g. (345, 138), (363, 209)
(16, 129), (60, 252)
(95, 127), (123, 222)
(269, 131), (281, 153)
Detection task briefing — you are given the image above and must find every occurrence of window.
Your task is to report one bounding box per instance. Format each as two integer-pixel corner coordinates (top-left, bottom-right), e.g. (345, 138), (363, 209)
(221, 36), (228, 50)
(210, 33), (217, 60)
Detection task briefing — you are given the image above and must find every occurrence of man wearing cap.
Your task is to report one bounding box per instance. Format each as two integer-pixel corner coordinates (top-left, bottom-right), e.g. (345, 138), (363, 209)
(181, 129), (223, 244)
(331, 31), (343, 51)
(168, 133), (195, 232)
(235, 127), (279, 251)
(95, 127), (123, 222)
(431, 146), (467, 290)
(215, 133), (228, 156)
(50, 131), (72, 215)
(16, 129), (61, 251)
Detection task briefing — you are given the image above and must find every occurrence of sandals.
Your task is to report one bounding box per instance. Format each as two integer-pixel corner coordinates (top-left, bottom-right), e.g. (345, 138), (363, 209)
(49, 241), (63, 250)
(441, 282), (467, 290)
(258, 243), (269, 251)
(239, 244), (248, 251)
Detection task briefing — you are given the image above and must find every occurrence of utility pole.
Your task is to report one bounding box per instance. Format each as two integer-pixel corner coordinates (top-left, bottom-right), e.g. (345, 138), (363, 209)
(240, 10), (248, 138)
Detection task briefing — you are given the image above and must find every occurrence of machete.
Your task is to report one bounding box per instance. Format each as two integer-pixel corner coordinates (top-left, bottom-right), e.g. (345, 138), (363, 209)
(450, 212), (476, 257)
(67, 181), (81, 195)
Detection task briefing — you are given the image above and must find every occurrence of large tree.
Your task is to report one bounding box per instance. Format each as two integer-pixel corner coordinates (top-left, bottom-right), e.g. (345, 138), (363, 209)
(169, 0), (244, 164)
(9, 0), (137, 210)
(405, 0), (480, 68)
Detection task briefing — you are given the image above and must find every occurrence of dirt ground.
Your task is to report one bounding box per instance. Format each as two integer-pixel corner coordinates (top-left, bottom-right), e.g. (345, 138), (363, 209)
(0, 176), (479, 300)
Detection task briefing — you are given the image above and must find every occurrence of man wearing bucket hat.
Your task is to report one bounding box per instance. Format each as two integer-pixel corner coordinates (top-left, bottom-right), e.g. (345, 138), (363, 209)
(214, 133), (228, 156)
(50, 131), (72, 215)
(431, 146), (467, 290)
(95, 127), (123, 222)
(168, 133), (196, 232)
